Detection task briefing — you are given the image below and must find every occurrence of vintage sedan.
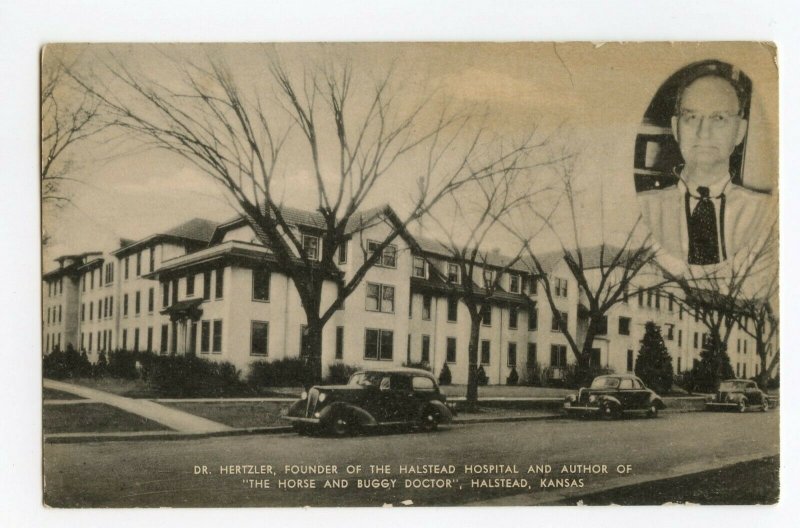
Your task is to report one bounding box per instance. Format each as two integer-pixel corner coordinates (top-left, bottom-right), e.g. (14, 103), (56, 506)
(705, 379), (771, 412)
(282, 368), (454, 436)
(563, 374), (665, 418)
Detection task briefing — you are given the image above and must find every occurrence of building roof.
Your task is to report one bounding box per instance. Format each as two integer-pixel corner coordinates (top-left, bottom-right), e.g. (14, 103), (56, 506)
(113, 218), (219, 257)
(413, 236), (531, 273)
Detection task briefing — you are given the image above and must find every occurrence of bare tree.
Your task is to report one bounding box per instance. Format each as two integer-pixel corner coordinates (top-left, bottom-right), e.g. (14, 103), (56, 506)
(68, 48), (536, 382)
(507, 153), (662, 384)
(423, 149), (550, 405)
(41, 53), (101, 209)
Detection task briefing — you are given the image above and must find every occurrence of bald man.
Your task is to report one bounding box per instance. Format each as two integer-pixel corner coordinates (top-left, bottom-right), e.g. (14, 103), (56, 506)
(638, 73), (771, 269)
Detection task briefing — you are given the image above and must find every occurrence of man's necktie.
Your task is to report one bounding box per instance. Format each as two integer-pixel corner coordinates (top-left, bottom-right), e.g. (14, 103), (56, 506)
(688, 186), (720, 265)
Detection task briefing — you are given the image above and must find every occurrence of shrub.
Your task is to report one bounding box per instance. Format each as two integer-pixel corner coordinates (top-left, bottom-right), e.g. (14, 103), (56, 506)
(506, 367), (519, 385)
(325, 363), (361, 384)
(94, 351), (109, 377)
(767, 374), (780, 390)
(247, 357), (308, 388)
(562, 363), (615, 389)
(438, 363), (452, 385)
(525, 362), (544, 386)
(147, 355), (245, 397)
(43, 344), (92, 379)
(634, 321), (674, 394)
(689, 334), (735, 393)
(476, 365), (489, 385)
(403, 361), (432, 372)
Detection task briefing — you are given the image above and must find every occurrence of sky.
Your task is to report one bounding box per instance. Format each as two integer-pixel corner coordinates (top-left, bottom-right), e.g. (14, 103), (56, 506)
(41, 42), (778, 272)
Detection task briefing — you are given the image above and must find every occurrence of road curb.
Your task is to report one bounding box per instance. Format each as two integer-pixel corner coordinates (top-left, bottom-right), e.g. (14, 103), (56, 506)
(44, 425), (294, 444)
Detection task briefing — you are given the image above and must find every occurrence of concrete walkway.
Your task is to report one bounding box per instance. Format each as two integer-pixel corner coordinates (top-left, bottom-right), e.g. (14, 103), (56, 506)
(43, 379), (232, 434)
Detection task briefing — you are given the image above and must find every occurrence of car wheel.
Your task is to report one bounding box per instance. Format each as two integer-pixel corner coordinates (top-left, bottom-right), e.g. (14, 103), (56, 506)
(647, 404), (659, 418)
(737, 399), (747, 413)
(602, 402), (621, 419)
(761, 400), (769, 412)
(329, 413), (351, 437)
(419, 409), (439, 432)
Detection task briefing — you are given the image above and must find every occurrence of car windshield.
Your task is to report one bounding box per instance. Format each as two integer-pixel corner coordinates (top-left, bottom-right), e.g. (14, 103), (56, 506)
(347, 372), (386, 387)
(590, 377), (620, 389)
(719, 381), (748, 391)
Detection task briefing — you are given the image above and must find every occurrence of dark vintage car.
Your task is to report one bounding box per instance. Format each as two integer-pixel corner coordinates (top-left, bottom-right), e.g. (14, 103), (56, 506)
(563, 374), (665, 418)
(282, 368), (454, 436)
(705, 379), (771, 412)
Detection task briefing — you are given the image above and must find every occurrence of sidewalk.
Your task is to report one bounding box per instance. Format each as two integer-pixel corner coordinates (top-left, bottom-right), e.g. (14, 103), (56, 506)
(43, 379), (232, 434)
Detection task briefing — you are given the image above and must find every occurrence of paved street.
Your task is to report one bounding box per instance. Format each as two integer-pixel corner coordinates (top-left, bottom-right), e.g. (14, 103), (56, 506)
(43, 411), (779, 507)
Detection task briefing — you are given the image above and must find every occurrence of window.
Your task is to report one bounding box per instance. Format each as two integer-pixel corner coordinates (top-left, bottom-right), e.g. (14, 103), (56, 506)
(637, 290), (644, 307)
(189, 322), (197, 354)
(250, 321), (269, 356)
(88, 332), (92, 351)
(123, 294), (129, 316)
(421, 335), (431, 363)
(678, 330), (683, 347)
(593, 316), (608, 336)
(655, 291), (661, 309)
(337, 240), (348, 264)
(447, 297), (458, 322)
(147, 327), (153, 352)
(90, 270), (95, 289)
(677, 357), (682, 373)
(679, 306), (684, 320)
(89, 301), (93, 321)
(367, 240), (397, 268)
(148, 288), (154, 313)
(186, 274), (195, 297)
(666, 325), (674, 341)
(301, 235), (319, 260)
(483, 269), (494, 289)
(412, 257), (426, 278)
(528, 308), (538, 331)
(366, 283), (395, 313)
(693, 332), (698, 348)
(509, 306), (518, 329)
(627, 350), (634, 372)
(508, 343), (517, 367)
(109, 296), (113, 317)
(481, 304), (492, 326)
(364, 329), (393, 360)
(160, 324), (169, 354)
(124, 257), (129, 280)
(81, 303), (85, 322)
(149, 247), (155, 273)
(422, 295), (432, 320)
(529, 278), (538, 295)
(668, 294), (674, 311)
(509, 274), (520, 293)
(550, 345), (568, 367)
(447, 263), (460, 284)
(412, 376), (436, 392)
(162, 282), (169, 307)
(136, 252), (142, 277)
(82, 276), (85, 292)
(122, 329), (128, 350)
(134, 328), (140, 352)
(215, 269), (224, 299)
(212, 320), (223, 353)
(200, 321), (210, 353)
(646, 291), (653, 307)
(622, 284), (629, 304)
(105, 262), (114, 284)
(618, 316), (631, 336)
(172, 279), (178, 305)
(555, 277), (568, 298)
(335, 326), (344, 360)
(590, 348), (601, 367)
(203, 271), (211, 300)
(743, 340), (748, 354)
(135, 291), (141, 315)
(480, 340), (491, 365)
(552, 311), (568, 332)
(527, 343), (537, 366)
(58, 305), (62, 323)
(252, 268), (271, 301)
(446, 337), (457, 363)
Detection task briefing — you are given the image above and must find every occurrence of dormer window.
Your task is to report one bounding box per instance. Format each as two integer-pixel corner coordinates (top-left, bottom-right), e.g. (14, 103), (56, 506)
(302, 235), (319, 260)
(509, 273), (520, 293)
(412, 257), (426, 278)
(447, 263), (460, 284)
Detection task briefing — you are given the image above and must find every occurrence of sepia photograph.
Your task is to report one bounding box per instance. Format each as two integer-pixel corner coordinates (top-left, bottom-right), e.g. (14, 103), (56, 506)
(39, 41), (779, 509)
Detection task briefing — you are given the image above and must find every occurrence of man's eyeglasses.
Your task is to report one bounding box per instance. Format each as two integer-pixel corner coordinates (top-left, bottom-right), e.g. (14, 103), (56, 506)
(677, 110), (741, 129)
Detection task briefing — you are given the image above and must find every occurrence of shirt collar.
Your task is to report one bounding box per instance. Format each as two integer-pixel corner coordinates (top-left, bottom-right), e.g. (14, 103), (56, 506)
(676, 172), (731, 198)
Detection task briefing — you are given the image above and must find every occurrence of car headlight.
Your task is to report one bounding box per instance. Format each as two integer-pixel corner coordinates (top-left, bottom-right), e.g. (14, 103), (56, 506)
(300, 391), (308, 400)
(588, 395), (597, 403)
(318, 393), (327, 403)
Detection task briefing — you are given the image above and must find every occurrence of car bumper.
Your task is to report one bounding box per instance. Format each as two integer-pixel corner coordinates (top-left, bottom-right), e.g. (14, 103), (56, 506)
(704, 402), (740, 411)
(282, 416), (321, 425)
(563, 402), (603, 414)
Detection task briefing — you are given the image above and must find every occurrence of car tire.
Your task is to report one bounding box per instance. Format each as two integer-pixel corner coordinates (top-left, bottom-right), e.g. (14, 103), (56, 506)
(418, 408), (439, 432)
(329, 413), (352, 437)
(737, 399), (747, 413)
(647, 404), (659, 418)
(761, 400), (769, 412)
(602, 402), (621, 419)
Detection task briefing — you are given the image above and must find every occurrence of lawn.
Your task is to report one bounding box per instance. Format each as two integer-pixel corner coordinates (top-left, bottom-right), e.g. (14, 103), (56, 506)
(63, 377), (302, 399)
(43, 403), (168, 434)
(161, 401), (290, 428)
(43, 388), (84, 400)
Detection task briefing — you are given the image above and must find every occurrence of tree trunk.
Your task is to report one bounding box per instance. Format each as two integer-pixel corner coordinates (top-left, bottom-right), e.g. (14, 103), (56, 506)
(466, 315), (481, 407)
(756, 339), (769, 390)
(300, 322), (323, 389)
